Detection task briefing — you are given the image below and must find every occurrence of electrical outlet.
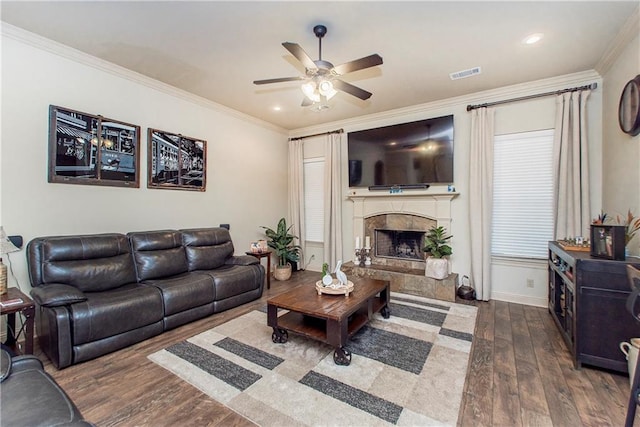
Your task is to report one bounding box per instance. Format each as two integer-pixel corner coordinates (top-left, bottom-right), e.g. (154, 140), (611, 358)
(526, 279), (534, 288)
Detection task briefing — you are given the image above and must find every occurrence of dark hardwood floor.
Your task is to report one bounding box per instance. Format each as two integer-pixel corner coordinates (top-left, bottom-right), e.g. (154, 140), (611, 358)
(30, 270), (634, 426)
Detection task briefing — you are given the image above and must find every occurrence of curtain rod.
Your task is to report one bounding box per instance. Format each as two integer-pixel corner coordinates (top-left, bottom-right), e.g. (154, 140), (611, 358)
(289, 128), (344, 141)
(466, 82), (597, 112)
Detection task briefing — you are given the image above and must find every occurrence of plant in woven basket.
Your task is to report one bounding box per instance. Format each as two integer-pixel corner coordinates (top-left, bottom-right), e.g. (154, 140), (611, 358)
(261, 217), (301, 267)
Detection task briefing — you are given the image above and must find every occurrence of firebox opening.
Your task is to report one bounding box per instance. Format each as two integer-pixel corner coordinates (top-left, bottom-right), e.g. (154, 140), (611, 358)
(374, 229), (426, 261)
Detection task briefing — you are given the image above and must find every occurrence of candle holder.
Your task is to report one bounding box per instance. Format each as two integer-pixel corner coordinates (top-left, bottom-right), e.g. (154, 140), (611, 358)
(363, 247), (372, 266)
(354, 248), (363, 266)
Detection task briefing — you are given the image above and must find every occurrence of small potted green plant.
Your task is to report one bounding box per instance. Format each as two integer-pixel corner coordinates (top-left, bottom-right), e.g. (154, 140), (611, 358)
(423, 225), (452, 279)
(261, 217), (301, 281)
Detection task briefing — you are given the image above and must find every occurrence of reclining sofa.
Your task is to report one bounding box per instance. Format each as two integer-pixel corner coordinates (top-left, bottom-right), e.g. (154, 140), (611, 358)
(27, 227), (264, 369)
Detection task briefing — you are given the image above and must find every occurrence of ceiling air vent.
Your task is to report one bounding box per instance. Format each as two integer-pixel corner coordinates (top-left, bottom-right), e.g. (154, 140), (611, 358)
(449, 66), (482, 80)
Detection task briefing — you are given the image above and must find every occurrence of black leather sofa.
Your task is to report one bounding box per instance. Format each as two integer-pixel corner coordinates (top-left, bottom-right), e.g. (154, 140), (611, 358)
(0, 348), (94, 426)
(27, 227), (264, 369)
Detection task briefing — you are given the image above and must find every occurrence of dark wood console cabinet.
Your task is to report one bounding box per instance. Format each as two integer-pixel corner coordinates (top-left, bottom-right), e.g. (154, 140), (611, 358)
(548, 241), (640, 373)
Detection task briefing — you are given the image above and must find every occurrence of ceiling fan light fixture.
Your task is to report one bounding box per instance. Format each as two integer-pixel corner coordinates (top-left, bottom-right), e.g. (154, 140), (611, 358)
(255, 25), (382, 109)
(301, 81), (320, 102)
(310, 102), (331, 112)
(318, 79), (337, 99)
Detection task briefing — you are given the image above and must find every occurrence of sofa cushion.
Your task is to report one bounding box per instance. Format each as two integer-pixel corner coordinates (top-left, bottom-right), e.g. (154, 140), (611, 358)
(33, 234), (137, 292)
(205, 265), (263, 300)
(128, 230), (188, 281)
(181, 228), (234, 271)
(142, 272), (215, 316)
(70, 283), (163, 345)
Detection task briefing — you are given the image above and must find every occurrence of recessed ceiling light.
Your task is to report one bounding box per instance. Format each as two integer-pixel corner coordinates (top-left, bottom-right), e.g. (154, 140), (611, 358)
(273, 106), (282, 112)
(523, 33), (544, 45)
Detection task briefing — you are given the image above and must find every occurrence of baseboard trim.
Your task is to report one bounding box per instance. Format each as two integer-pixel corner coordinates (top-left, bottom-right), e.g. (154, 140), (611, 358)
(490, 291), (547, 308)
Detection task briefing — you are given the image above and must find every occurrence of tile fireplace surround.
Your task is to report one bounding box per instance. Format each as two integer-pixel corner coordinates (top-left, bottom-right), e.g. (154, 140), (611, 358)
(347, 190), (458, 301)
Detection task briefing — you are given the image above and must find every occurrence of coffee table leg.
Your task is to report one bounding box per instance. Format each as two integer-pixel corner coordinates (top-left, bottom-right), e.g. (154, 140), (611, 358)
(333, 347), (352, 365)
(272, 328), (288, 343)
(381, 305), (391, 319)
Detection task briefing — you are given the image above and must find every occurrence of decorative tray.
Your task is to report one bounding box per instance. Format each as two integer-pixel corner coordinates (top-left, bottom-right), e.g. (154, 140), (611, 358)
(557, 240), (591, 252)
(315, 280), (354, 297)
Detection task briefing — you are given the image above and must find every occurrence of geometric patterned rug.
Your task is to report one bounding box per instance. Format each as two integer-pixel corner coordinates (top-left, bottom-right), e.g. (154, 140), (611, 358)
(148, 292), (477, 426)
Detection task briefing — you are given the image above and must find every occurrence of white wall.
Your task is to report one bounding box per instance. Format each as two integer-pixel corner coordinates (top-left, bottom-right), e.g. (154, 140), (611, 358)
(602, 32), (640, 256)
(291, 71), (603, 307)
(0, 28), (289, 294)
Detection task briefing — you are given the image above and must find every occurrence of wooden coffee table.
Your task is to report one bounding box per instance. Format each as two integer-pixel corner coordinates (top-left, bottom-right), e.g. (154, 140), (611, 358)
(267, 278), (390, 365)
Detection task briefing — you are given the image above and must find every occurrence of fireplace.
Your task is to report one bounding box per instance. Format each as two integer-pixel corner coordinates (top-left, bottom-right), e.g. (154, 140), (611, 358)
(347, 191), (458, 301)
(364, 213), (436, 270)
(375, 229), (425, 261)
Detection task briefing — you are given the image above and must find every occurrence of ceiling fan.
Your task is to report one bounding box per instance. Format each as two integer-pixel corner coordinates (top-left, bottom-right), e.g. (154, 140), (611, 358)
(253, 25), (383, 108)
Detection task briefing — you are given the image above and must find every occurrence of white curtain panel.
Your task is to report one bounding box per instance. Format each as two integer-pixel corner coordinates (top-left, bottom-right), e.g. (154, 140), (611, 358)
(323, 132), (344, 269)
(469, 107), (495, 301)
(553, 90), (591, 240)
(288, 139), (306, 263)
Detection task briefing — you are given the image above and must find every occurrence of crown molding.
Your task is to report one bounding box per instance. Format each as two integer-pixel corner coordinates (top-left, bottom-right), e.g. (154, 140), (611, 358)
(595, 5), (640, 75)
(289, 70), (602, 138)
(0, 22), (288, 136)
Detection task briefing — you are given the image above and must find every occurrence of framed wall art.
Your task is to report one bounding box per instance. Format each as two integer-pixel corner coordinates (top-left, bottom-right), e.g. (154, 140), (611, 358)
(48, 105), (140, 188)
(147, 128), (206, 191)
(590, 224), (625, 260)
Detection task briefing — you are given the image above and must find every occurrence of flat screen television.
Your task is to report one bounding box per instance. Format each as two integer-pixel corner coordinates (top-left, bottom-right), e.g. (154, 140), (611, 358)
(348, 115), (454, 188)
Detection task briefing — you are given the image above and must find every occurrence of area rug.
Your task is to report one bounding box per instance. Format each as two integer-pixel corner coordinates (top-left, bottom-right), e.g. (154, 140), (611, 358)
(148, 292), (477, 426)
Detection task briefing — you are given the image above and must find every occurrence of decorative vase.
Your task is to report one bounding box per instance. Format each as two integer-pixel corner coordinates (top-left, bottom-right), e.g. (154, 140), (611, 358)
(425, 257), (448, 280)
(620, 338), (640, 389)
(322, 274), (333, 286)
(0, 263), (7, 295)
(274, 263), (292, 281)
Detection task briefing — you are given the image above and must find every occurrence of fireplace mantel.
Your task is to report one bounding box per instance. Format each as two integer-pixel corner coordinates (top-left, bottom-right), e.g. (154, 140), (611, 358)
(348, 190), (458, 229)
(347, 189), (459, 200)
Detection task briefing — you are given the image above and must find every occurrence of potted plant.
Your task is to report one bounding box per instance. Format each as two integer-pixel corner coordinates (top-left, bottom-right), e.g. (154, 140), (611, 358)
(616, 209), (640, 247)
(261, 217), (301, 281)
(423, 225), (452, 279)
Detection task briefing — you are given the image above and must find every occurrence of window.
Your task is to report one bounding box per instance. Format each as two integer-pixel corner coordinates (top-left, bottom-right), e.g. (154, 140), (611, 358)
(492, 129), (554, 259)
(304, 157), (324, 242)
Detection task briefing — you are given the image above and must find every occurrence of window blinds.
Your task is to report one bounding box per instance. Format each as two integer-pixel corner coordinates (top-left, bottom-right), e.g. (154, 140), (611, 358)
(303, 158), (324, 243)
(492, 129), (554, 259)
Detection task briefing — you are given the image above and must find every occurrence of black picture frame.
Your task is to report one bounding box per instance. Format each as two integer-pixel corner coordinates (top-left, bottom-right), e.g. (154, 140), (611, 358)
(147, 128), (206, 191)
(48, 105), (140, 188)
(590, 224), (626, 260)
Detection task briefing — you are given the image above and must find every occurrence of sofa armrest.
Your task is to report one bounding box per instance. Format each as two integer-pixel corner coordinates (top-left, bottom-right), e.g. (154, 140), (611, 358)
(225, 255), (260, 266)
(30, 284), (87, 308)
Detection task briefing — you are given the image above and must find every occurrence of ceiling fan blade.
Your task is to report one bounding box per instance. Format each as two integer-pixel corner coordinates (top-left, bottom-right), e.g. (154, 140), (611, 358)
(282, 42), (317, 70)
(253, 76), (305, 85)
(332, 79), (373, 100)
(332, 54), (383, 75)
